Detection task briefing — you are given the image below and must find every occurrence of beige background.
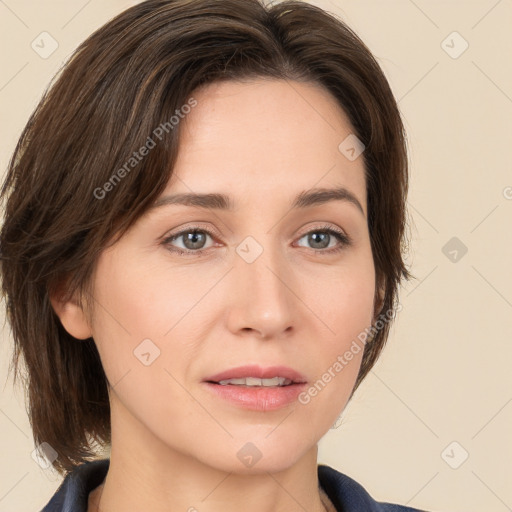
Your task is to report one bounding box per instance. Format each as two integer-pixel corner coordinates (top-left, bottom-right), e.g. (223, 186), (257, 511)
(0, 0), (511, 511)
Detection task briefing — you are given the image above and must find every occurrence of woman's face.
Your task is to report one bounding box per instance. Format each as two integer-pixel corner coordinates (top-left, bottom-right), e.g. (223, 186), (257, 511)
(73, 79), (378, 473)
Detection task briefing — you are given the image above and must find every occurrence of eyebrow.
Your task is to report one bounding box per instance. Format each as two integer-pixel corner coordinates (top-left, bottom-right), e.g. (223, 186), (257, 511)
(150, 186), (365, 216)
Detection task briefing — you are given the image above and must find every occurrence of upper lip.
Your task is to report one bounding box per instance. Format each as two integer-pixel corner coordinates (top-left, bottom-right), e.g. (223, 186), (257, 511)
(204, 365), (307, 384)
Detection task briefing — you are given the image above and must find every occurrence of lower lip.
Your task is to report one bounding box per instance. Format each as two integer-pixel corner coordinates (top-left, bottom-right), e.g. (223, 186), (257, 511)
(202, 382), (307, 411)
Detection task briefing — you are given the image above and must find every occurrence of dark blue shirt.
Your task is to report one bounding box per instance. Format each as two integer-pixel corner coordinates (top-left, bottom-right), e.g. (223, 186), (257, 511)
(40, 459), (428, 511)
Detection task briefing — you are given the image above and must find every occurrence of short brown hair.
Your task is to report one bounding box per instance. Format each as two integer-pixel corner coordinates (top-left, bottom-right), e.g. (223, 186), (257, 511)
(0, 0), (412, 475)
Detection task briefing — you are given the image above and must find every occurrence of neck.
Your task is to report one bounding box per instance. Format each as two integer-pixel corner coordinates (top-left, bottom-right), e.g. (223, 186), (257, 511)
(88, 397), (332, 512)
(89, 452), (330, 512)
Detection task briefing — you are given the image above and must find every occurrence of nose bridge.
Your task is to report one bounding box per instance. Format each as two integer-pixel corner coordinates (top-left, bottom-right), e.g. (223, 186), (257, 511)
(229, 233), (295, 337)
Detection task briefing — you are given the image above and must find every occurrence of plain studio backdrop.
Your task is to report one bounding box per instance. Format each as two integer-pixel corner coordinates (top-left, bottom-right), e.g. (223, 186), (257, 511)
(0, 1), (511, 511)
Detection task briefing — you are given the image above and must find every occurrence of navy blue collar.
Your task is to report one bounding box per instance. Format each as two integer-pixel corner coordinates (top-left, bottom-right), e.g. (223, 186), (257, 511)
(41, 459), (427, 511)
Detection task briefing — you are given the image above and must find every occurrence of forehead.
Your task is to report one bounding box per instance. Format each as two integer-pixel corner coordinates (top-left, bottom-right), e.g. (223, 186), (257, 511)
(165, 79), (367, 214)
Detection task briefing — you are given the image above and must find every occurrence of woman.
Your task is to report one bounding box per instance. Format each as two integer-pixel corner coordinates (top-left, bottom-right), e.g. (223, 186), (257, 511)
(0, 0), (427, 510)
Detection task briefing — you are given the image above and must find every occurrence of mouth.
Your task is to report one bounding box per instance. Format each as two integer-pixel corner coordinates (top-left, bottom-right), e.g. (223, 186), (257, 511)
(202, 365), (308, 411)
(213, 376), (295, 387)
(204, 364), (307, 386)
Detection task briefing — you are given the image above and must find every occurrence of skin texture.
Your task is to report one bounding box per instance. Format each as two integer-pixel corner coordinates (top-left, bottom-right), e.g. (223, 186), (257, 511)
(52, 79), (380, 512)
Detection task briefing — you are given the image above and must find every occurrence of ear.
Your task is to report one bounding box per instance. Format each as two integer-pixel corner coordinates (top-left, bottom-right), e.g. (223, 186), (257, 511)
(49, 286), (93, 340)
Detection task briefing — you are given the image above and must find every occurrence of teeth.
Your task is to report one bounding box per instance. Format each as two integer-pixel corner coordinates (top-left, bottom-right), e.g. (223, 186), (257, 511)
(217, 377), (292, 387)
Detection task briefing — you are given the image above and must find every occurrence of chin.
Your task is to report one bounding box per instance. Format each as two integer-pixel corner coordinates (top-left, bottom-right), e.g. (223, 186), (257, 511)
(195, 433), (317, 475)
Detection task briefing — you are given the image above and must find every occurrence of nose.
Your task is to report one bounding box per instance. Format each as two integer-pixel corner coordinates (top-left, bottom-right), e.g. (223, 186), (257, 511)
(225, 240), (296, 340)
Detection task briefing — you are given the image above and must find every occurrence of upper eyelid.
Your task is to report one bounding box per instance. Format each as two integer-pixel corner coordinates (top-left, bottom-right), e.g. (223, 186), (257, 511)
(164, 224), (220, 244)
(164, 222), (348, 239)
(164, 224), (350, 248)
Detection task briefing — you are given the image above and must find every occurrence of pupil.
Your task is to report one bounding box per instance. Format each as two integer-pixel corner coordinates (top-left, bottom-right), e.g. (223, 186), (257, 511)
(185, 231), (205, 249)
(310, 232), (329, 249)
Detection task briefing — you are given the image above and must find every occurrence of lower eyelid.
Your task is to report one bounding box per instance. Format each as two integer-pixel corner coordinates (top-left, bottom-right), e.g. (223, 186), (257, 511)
(296, 229), (350, 251)
(163, 226), (350, 254)
(165, 229), (217, 250)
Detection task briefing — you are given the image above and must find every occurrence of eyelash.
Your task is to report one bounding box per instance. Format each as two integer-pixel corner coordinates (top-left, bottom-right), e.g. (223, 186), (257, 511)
(162, 224), (351, 256)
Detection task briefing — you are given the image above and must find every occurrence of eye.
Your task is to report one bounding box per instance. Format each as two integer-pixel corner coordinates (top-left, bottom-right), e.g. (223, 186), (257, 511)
(295, 225), (351, 254)
(162, 224), (351, 256)
(163, 227), (217, 255)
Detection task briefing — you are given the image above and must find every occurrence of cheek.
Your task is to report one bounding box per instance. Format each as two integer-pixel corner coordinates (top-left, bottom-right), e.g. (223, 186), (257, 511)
(88, 248), (228, 389)
(299, 254), (375, 413)
(91, 247), (219, 339)
(299, 251), (376, 341)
